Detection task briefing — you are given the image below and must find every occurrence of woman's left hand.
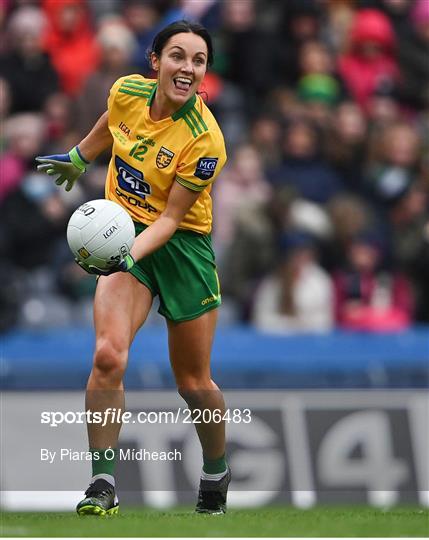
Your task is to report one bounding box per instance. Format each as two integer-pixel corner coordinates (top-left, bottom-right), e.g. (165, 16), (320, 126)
(76, 254), (135, 276)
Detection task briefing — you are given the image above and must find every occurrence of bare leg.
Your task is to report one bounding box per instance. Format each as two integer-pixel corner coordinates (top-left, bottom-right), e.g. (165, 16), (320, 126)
(167, 309), (225, 460)
(86, 273), (153, 449)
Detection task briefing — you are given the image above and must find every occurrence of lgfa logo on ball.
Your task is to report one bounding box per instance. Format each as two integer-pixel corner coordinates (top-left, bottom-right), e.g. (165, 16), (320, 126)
(103, 225), (118, 239)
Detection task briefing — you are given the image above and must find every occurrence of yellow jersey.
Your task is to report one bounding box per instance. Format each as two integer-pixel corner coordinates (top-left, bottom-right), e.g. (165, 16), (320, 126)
(105, 75), (227, 234)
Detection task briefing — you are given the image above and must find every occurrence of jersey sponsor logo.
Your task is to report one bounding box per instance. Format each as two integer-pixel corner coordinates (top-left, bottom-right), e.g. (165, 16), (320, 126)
(115, 155), (151, 199)
(137, 135), (156, 146)
(119, 121), (131, 137)
(156, 146), (175, 169)
(115, 187), (158, 214)
(194, 157), (218, 180)
(112, 130), (128, 145)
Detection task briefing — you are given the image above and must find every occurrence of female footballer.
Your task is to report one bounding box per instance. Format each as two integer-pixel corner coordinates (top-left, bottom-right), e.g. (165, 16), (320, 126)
(36, 20), (230, 516)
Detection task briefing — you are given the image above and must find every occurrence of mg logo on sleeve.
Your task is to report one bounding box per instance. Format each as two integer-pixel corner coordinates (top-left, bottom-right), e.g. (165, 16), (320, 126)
(194, 157), (218, 180)
(115, 155), (151, 199)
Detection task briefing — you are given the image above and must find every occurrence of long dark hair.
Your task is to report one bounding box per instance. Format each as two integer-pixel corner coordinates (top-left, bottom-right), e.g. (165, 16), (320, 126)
(150, 20), (214, 66)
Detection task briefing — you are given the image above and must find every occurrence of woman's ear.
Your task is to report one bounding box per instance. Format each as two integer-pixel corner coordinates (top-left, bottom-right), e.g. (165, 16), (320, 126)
(151, 52), (159, 72)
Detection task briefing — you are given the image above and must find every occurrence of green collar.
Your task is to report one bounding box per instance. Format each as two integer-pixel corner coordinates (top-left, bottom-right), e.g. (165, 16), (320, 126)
(171, 94), (197, 121)
(147, 83), (197, 121)
(147, 83), (157, 107)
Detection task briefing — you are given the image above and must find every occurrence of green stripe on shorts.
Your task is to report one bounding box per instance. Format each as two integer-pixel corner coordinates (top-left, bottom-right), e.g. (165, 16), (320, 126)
(129, 223), (221, 322)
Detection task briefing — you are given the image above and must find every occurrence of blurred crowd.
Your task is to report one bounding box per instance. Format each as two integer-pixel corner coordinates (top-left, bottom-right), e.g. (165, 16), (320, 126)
(1, 0), (428, 333)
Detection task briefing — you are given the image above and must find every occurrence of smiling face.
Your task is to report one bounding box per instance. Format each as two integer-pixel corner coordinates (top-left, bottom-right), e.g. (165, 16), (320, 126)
(151, 32), (208, 113)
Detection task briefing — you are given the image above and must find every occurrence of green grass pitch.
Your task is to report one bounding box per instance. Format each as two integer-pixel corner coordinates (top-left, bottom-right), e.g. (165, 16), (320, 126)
(1, 507), (428, 537)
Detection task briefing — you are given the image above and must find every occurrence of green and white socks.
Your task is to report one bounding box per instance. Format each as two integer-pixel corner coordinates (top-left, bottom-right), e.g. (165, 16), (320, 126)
(201, 454), (228, 481)
(90, 448), (116, 487)
(89, 448), (228, 484)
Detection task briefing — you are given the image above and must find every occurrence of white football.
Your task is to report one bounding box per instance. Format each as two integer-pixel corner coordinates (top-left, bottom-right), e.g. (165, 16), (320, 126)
(67, 199), (135, 270)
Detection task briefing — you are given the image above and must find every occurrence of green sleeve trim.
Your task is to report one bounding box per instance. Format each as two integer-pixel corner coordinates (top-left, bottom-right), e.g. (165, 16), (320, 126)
(119, 89), (151, 98)
(121, 82), (153, 92)
(123, 78), (156, 88)
(176, 176), (206, 192)
(69, 146), (89, 171)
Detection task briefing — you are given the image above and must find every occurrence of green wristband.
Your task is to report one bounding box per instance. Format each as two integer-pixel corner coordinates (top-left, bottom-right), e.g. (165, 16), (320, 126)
(123, 254), (135, 271)
(69, 146), (90, 172)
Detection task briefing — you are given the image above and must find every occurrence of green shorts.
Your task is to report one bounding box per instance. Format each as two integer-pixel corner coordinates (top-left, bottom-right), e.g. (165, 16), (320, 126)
(129, 223), (221, 322)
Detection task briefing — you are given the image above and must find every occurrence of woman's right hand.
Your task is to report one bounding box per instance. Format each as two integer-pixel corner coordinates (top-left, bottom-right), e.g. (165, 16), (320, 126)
(35, 146), (90, 192)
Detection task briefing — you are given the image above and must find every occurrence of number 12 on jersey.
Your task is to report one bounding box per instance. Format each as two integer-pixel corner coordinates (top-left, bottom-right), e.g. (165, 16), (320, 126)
(129, 143), (148, 162)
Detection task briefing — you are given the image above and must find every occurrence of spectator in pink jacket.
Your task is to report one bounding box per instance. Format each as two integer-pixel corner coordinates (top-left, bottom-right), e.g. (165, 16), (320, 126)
(333, 232), (414, 332)
(338, 9), (400, 114)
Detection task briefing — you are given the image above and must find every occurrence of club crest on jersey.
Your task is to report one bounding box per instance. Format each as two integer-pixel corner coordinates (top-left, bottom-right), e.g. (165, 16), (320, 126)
(115, 155), (151, 199)
(194, 157), (218, 180)
(156, 146), (175, 169)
